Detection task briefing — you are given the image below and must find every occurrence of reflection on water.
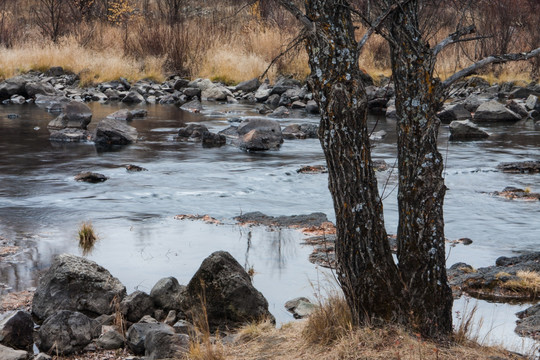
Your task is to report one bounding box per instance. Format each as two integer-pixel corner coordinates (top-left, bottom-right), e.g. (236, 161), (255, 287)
(0, 101), (539, 352)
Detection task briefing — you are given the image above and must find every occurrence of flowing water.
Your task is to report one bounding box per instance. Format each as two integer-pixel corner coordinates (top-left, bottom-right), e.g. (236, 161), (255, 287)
(0, 101), (538, 355)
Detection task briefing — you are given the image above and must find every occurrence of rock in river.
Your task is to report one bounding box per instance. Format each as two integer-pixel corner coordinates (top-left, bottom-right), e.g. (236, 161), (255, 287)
(449, 120), (489, 140)
(473, 100), (521, 122)
(234, 118), (284, 151)
(74, 171), (108, 183)
(92, 118), (138, 146)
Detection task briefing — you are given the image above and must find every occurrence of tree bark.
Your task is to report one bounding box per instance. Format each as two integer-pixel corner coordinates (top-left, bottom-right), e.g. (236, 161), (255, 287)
(388, 2), (453, 338)
(302, 0), (408, 326)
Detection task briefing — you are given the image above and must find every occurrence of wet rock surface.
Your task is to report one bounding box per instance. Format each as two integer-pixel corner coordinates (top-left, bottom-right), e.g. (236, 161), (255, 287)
(491, 187), (540, 201)
(235, 211), (329, 228)
(92, 118), (138, 146)
(497, 161), (540, 174)
(448, 252), (540, 301)
(0, 310), (34, 350)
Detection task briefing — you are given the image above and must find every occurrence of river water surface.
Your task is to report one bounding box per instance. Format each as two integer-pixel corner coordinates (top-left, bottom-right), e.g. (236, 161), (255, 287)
(0, 101), (538, 355)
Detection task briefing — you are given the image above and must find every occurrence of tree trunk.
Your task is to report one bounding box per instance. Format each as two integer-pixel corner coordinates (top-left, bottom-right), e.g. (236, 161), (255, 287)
(304, 0), (408, 326)
(389, 3), (453, 338)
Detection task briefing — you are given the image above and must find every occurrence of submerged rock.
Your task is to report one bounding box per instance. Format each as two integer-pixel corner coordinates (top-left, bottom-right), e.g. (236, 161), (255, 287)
(74, 172), (108, 183)
(235, 211), (329, 228)
(497, 161), (540, 174)
(491, 187), (540, 201)
(49, 128), (92, 142)
(449, 120), (489, 140)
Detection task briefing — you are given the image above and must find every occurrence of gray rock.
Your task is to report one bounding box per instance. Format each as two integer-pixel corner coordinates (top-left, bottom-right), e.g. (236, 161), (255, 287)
(265, 94), (280, 107)
(271, 106), (289, 117)
(97, 329), (125, 350)
(45, 66), (64, 77)
(180, 99), (203, 113)
(34, 94), (70, 112)
(463, 94), (489, 112)
(235, 211), (328, 227)
(202, 131), (226, 148)
(47, 101), (93, 130)
(0, 344), (27, 360)
(32, 254), (126, 322)
(506, 100), (529, 118)
(449, 120), (489, 140)
(255, 83), (272, 102)
(126, 322), (174, 355)
(0, 311), (34, 350)
(92, 118), (138, 146)
(120, 291), (155, 323)
(145, 330), (189, 360)
(291, 100), (306, 109)
(150, 277), (186, 312)
(0, 76), (28, 100)
(131, 109), (148, 118)
(525, 95), (539, 110)
(173, 79), (190, 90)
(164, 310), (177, 326)
(509, 87), (538, 99)
(122, 90), (145, 104)
(219, 125), (240, 138)
(203, 85), (233, 101)
(437, 103), (471, 122)
(235, 119), (283, 151)
(36, 310), (100, 355)
(385, 104), (397, 119)
(235, 78), (260, 93)
(49, 128), (91, 142)
(282, 123), (318, 140)
(34, 353), (52, 360)
(370, 130), (387, 141)
(515, 303), (540, 340)
(177, 123), (209, 141)
(10, 95), (26, 104)
(306, 100), (319, 114)
(139, 315), (159, 323)
(284, 297), (317, 319)
(106, 109), (133, 121)
(496, 161), (540, 174)
(474, 100), (521, 122)
(104, 88), (121, 100)
(173, 320), (195, 335)
(181, 251), (274, 330)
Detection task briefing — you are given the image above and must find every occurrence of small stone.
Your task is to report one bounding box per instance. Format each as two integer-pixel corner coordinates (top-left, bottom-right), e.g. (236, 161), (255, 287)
(74, 172), (108, 183)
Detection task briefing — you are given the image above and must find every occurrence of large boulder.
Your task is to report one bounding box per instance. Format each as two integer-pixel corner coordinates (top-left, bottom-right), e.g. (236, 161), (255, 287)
(36, 310), (100, 355)
(32, 254), (127, 322)
(0, 76), (28, 100)
(449, 120), (489, 140)
(145, 330), (189, 360)
(177, 123), (209, 141)
(181, 251), (274, 330)
(34, 94), (70, 112)
(120, 291), (155, 323)
(235, 119), (283, 151)
(254, 83), (272, 102)
(126, 322), (175, 355)
(0, 311), (34, 350)
(150, 277), (186, 312)
(203, 84), (233, 101)
(47, 101), (93, 130)
(473, 100), (521, 122)
(525, 94), (539, 111)
(92, 118), (138, 146)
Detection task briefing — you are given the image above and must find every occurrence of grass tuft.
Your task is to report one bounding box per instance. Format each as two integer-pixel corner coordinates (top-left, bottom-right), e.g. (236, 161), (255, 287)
(503, 270), (540, 298)
(78, 221), (98, 256)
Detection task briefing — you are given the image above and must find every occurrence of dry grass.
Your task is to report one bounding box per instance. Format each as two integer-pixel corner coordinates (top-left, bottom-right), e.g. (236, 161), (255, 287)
(503, 271), (540, 298)
(77, 221), (98, 256)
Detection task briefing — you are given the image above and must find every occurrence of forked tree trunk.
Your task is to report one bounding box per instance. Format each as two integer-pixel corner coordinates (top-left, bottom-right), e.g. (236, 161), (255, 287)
(303, 0), (408, 326)
(389, 4), (453, 338)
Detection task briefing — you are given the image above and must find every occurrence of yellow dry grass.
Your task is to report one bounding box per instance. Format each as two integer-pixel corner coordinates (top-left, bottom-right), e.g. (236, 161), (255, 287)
(0, 36), (165, 85)
(504, 270), (540, 298)
(222, 320), (523, 360)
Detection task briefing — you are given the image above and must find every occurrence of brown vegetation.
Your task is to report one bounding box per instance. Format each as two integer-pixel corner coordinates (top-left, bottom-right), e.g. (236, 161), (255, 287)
(0, 0), (538, 83)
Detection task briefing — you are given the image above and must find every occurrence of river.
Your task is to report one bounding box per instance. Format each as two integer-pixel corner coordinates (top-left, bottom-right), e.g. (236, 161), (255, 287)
(0, 101), (538, 356)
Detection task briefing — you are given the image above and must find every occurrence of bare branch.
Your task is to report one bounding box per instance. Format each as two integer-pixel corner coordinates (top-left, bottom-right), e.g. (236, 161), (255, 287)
(443, 47), (540, 88)
(260, 34), (306, 80)
(432, 25), (476, 56)
(277, 0), (313, 32)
